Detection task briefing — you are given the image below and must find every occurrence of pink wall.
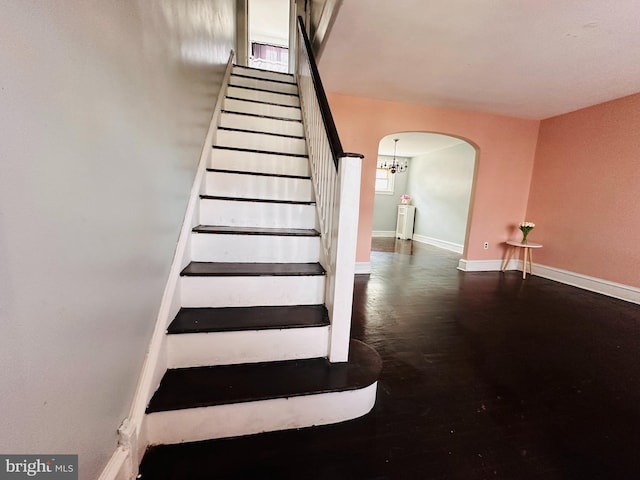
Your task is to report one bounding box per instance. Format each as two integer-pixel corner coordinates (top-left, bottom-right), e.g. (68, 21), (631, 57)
(327, 93), (540, 264)
(526, 93), (640, 287)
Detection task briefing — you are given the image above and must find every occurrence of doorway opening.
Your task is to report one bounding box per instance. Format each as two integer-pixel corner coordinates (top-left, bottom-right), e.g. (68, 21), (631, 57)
(372, 132), (477, 256)
(248, 0), (290, 72)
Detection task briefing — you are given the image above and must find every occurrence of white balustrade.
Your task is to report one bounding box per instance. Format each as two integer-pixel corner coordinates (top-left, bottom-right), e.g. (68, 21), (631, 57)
(296, 18), (363, 362)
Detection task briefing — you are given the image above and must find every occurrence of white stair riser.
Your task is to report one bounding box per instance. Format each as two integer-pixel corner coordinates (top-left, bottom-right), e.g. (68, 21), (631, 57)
(191, 234), (320, 262)
(145, 383), (378, 445)
(167, 327), (330, 368)
(205, 171), (312, 202)
(211, 149), (310, 177)
(226, 86), (300, 107)
(180, 275), (325, 307)
(216, 129), (307, 156)
(199, 199), (316, 229)
(223, 97), (301, 120)
(232, 67), (294, 83)
(230, 75), (298, 95)
(220, 113), (303, 137)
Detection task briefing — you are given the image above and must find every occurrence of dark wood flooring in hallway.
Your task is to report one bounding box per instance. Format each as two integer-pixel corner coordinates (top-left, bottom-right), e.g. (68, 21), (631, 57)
(139, 239), (640, 479)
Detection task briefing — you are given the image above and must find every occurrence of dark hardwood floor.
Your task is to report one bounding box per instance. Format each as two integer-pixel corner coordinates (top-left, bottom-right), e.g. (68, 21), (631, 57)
(139, 239), (640, 479)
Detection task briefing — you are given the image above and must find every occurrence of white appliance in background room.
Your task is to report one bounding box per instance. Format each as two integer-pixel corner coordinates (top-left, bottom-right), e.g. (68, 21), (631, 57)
(396, 204), (416, 240)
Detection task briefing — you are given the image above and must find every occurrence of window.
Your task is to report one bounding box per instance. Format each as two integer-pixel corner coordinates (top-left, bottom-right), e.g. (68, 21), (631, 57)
(249, 42), (289, 73)
(375, 167), (395, 194)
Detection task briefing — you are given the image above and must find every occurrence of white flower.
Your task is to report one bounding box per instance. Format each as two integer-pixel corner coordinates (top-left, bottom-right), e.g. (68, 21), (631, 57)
(519, 221), (535, 228)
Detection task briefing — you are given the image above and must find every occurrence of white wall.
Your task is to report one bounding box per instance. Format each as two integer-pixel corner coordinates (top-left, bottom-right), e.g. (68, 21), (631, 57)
(372, 156), (411, 232)
(0, 1), (235, 478)
(249, 0), (290, 46)
(407, 143), (475, 246)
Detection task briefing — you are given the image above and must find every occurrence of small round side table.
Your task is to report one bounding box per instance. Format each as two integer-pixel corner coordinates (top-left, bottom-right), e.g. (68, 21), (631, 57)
(502, 240), (543, 279)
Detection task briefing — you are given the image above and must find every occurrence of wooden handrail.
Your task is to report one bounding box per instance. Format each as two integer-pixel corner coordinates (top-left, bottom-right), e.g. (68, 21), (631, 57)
(296, 16), (363, 168)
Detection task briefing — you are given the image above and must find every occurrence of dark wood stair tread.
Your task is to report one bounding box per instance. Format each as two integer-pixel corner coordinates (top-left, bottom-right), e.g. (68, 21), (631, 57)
(206, 168), (310, 180)
(192, 225), (320, 237)
(230, 72), (297, 86)
(146, 340), (381, 413)
(212, 145), (307, 158)
(224, 96), (302, 110)
(199, 194), (314, 205)
(168, 305), (329, 334)
(233, 65), (295, 79)
(221, 109), (302, 123)
(217, 126), (304, 140)
(180, 262), (326, 277)
(228, 84), (299, 98)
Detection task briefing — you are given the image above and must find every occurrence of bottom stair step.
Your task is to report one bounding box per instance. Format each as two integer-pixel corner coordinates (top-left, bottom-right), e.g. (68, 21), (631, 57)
(147, 340), (379, 412)
(145, 340), (382, 445)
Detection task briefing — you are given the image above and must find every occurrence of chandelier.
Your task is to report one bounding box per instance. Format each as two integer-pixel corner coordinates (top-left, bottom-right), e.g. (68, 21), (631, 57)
(380, 138), (408, 174)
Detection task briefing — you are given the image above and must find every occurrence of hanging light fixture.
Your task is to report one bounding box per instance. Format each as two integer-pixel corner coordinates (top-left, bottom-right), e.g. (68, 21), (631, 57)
(380, 138), (408, 174)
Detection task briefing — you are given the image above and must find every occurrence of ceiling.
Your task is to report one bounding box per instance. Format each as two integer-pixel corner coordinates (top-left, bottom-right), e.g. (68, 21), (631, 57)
(378, 132), (464, 157)
(318, 0), (640, 119)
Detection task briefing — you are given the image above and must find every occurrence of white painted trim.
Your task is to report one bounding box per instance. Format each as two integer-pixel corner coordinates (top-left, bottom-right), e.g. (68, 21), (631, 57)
(413, 234), (464, 254)
(167, 327), (330, 368)
(372, 230), (395, 238)
(457, 259), (640, 305)
(457, 258), (519, 272)
(96, 51), (236, 480)
(181, 275), (325, 307)
(355, 262), (371, 275)
(534, 264), (640, 305)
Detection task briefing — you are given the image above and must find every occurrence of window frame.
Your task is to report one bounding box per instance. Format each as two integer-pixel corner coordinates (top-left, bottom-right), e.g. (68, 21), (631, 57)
(375, 166), (395, 195)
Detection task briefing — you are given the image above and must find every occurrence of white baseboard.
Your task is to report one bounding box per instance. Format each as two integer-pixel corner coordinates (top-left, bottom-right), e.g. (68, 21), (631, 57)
(355, 262), (371, 275)
(534, 264), (640, 305)
(413, 234), (464, 254)
(372, 230), (395, 238)
(457, 259), (519, 271)
(457, 259), (640, 305)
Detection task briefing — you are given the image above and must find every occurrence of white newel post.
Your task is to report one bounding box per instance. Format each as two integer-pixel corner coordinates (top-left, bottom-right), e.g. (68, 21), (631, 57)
(327, 155), (362, 362)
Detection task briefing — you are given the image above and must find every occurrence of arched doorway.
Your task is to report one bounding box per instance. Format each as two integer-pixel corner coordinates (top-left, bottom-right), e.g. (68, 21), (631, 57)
(372, 132), (477, 255)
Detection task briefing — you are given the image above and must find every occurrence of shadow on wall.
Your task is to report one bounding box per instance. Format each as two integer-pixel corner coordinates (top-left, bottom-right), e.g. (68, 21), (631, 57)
(372, 132), (477, 254)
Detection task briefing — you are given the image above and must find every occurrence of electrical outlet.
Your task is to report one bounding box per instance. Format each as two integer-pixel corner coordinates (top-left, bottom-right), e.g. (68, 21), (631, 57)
(483, 242), (489, 249)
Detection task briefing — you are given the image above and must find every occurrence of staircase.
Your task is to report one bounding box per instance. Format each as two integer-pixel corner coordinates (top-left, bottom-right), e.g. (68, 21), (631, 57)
(142, 65), (381, 448)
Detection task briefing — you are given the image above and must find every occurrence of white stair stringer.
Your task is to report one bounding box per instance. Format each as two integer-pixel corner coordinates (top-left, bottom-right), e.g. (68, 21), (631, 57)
(180, 275), (325, 307)
(199, 197), (316, 229)
(167, 326), (330, 368)
(205, 170), (313, 202)
(146, 383), (377, 446)
(191, 233), (320, 263)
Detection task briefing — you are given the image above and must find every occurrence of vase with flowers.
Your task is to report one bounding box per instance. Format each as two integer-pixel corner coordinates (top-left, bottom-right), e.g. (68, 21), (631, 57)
(519, 221), (535, 243)
(400, 194), (411, 205)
